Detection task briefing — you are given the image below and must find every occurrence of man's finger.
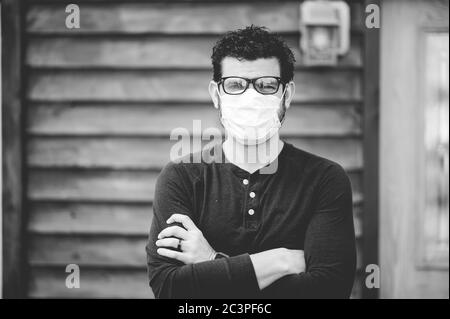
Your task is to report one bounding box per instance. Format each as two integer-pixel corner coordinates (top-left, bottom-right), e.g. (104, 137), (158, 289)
(158, 226), (188, 240)
(167, 214), (199, 231)
(157, 248), (186, 263)
(155, 237), (180, 249)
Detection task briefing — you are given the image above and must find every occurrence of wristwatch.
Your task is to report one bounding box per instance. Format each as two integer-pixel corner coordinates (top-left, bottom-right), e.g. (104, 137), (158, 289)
(214, 252), (229, 260)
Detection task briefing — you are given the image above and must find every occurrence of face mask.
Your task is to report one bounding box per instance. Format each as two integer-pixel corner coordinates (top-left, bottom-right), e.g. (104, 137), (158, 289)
(217, 87), (286, 145)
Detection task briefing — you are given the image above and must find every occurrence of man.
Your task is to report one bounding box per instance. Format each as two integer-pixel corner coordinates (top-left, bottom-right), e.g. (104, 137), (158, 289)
(146, 26), (356, 299)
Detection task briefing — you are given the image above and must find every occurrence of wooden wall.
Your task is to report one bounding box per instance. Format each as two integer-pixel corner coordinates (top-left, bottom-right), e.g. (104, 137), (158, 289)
(3, 0), (26, 298)
(24, 0), (366, 298)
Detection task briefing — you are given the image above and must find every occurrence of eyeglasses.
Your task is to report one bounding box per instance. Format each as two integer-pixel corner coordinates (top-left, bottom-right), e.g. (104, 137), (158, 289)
(218, 76), (284, 95)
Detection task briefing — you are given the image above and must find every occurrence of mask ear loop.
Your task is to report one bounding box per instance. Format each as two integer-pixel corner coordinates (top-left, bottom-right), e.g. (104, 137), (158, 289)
(279, 84), (289, 126)
(215, 86), (227, 140)
(215, 82), (221, 100)
(215, 85), (224, 111)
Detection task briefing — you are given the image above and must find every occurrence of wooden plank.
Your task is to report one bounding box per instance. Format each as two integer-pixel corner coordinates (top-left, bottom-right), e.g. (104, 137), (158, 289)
(27, 70), (362, 102)
(362, 0), (380, 299)
(27, 201), (363, 238)
(28, 267), (153, 298)
(2, 0), (26, 298)
(27, 168), (362, 203)
(26, 103), (362, 137)
(31, 265), (363, 299)
(27, 202), (153, 235)
(28, 235), (147, 267)
(28, 234), (364, 269)
(27, 137), (363, 170)
(26, 34), (363, 68)
(27, 137), (174, 170)
(26, 2), (363, 34)
(27, 170), (158, 202)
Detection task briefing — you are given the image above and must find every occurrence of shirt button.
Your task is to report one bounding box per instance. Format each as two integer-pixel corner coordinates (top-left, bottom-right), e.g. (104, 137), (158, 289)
(248, 209), (255, 215)
(243, 179), (249, 185)
(249, 192), (256, 198)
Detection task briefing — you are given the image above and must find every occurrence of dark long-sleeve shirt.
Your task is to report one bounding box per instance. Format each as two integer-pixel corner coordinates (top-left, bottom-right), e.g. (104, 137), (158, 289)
(146, 141), (356, 299)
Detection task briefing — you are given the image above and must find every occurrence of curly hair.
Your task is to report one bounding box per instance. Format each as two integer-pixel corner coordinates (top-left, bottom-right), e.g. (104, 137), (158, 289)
(211, 25), (296, 84)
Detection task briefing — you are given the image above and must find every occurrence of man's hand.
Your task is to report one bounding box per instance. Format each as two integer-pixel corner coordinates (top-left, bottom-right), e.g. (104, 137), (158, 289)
(156, 214), (216, 264)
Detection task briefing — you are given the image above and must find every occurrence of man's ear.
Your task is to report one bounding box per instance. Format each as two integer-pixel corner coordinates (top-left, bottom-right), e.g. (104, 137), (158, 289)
(208, 81), (220, 109)
(284, 81), (295, 110)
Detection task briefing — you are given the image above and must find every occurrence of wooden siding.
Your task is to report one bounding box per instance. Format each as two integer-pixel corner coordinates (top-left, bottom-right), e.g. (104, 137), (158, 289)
(24, 0), (365, 298)
(2, 0), (26, 298)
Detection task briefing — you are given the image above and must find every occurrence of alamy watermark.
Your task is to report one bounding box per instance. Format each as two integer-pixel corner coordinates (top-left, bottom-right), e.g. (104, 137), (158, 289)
(65, 264), (80, 289)
(365, 4), (380, 29)
(365, 264), (380, 289)
(65, 4), (80, 29)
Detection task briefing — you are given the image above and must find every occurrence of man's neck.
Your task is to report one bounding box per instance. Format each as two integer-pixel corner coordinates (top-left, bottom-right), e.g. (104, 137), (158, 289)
(222, 134), (284, 174)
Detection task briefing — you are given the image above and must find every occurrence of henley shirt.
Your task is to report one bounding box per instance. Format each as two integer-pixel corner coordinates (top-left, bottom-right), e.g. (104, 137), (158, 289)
(146, 141), (356, 299)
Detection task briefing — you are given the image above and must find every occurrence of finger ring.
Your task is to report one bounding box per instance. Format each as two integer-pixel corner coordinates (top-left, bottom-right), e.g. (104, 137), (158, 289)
(177, 239), (182, 251)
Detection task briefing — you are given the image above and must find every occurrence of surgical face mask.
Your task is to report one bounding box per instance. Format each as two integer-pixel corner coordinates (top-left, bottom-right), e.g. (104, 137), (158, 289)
(217, 87), (286, 145)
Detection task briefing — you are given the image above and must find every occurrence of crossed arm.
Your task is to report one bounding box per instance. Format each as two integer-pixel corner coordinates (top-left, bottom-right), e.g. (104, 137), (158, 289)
(153, 213), (305, 291)
(146, 162), (356, 299)
(146, 211), (301, 298)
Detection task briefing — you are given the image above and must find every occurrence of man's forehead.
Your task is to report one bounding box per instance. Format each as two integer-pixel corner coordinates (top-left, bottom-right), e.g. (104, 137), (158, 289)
(221, 57), (281, 78)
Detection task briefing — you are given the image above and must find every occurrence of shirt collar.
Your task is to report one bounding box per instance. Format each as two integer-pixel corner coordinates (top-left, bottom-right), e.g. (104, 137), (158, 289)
(206, 140), (291, 178)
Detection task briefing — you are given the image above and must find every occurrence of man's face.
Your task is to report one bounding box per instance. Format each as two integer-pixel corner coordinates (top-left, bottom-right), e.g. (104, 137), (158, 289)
(209, 57), (295, 113)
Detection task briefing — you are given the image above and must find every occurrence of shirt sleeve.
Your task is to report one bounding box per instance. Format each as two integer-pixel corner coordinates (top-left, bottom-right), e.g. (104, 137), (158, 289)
(258, 163), (357, 299)
(146, 162), (259, 299)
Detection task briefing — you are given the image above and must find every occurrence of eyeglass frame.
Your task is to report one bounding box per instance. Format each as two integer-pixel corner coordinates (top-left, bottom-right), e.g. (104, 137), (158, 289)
(217, 76), (286, 95)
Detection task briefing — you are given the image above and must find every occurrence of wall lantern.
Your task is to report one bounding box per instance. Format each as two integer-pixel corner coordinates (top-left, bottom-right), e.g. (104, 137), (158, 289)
(299, 0), (350, 66)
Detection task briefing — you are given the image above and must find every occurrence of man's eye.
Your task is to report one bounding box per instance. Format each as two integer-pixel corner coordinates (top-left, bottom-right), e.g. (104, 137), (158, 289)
(229, 82), (244, 88)
(260, 81), (277, 89)
(257, 83), (276, 91)
(227, 82), (245, 90)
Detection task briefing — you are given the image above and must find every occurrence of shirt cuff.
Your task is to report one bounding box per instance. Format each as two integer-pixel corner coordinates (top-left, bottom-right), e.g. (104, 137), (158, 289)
(227, 253), (260, 297)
